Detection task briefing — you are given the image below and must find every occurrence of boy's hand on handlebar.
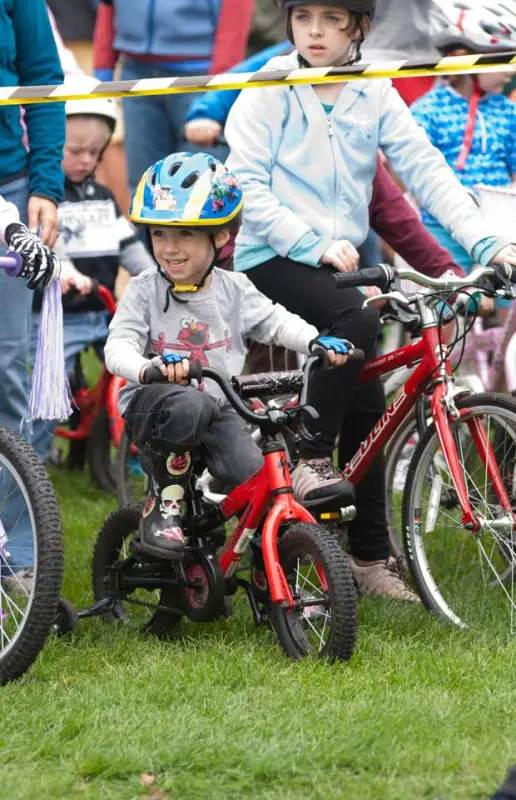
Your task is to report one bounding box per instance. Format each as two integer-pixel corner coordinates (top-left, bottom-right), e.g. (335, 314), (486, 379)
(140, 354), (190, 385)
(310, 335), (352, 367)
(184, 119), (223, 146)
(321, 240), (359, 272)
(60, 260), (93, 295)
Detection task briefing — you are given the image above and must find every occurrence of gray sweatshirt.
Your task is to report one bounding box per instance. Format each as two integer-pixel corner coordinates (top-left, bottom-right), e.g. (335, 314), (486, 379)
(105, 267), (319, 413)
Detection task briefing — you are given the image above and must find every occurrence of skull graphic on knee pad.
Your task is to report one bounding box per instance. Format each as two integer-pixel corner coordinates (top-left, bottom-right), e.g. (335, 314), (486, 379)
(160, 484), (185, 518)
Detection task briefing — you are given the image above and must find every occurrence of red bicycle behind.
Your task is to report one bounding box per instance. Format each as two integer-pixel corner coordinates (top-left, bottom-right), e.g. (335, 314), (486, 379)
(334, 262), (516, 631)
(55, 284), (125, 493)
(85, 354), (358, 661)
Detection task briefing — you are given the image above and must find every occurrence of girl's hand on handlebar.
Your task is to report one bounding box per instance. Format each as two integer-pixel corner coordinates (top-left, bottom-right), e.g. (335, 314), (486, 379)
(321, 240), (359, 272)
(490, 244), (516, 266)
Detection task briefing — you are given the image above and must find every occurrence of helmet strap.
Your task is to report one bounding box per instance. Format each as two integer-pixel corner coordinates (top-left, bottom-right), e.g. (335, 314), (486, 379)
(152, 234), (219, 312)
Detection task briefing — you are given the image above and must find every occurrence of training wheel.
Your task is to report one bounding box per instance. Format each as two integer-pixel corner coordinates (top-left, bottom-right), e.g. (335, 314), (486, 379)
(52, 598), (79, 636)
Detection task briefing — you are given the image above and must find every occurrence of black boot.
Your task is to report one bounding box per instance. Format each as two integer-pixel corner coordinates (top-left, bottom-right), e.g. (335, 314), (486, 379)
(139, 446), (193, 560)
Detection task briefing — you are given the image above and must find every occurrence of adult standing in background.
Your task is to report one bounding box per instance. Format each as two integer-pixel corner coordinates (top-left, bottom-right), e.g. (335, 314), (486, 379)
(93, 0), (256, 196)
(0, 0), (65, 437)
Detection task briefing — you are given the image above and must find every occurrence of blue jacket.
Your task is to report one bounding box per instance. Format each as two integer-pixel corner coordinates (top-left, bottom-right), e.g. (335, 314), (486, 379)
(411, 82), (516, 225)
(113, 0), (222, 68)
(186, 41), (292, 126)
(0, 0), (65, 203)
(225, 50), (508, 271)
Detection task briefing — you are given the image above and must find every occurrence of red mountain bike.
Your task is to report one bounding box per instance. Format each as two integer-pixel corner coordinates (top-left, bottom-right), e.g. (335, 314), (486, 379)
(86, 354), (359, 661)
(335, 262), (516, 631)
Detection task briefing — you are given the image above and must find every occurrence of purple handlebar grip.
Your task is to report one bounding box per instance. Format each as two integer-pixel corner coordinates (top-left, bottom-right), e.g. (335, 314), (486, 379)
(0, 251), (23, 277)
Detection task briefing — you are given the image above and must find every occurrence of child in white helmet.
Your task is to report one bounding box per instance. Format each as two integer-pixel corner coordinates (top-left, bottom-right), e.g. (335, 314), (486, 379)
(224, 0), (516, 601)
(31, 92), (154, 461)
(412, 0), (516, 319)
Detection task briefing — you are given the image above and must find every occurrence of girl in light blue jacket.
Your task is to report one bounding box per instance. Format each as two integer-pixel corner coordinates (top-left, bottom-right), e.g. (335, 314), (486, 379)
(225, 0), (516, 601)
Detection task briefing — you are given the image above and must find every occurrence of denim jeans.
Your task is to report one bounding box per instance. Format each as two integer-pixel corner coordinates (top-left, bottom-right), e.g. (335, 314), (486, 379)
(121, 58), (229, 194)
(0, 176), (30, 437)
(30, 309), (110, 462)
(124, 383), (264, 493)
(0, 177), (34, 571)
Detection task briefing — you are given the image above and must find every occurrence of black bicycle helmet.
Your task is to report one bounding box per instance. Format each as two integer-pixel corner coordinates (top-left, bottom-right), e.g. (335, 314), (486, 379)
(277, 0), (376, 20)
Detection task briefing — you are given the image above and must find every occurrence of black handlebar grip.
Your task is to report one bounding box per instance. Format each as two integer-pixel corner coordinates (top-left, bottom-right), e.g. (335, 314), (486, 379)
(349, 348), (365, 366)
(188, 360), (203, 383)
(141, 363), (167, 384)
(333, 266), (392, 292)
(141, 358), (204, 385)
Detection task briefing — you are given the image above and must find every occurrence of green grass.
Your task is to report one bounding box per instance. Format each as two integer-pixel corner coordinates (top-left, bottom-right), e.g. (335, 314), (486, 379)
(1, 468), (516, 800)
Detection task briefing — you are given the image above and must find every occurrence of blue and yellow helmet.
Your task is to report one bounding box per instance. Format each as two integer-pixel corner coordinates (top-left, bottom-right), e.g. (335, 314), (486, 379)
(129, 152), (243, 228)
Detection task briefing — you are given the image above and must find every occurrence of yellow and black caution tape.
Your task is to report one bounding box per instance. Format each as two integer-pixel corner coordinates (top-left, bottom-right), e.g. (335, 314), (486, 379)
(2, 50), (516, 106)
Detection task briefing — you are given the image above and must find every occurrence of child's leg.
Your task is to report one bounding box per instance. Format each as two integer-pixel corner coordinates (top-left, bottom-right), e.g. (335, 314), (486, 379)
(201, 407), (264, 492)
(124, 383), (222, 559)
(247, 257), (380, 458)
(338, 377), (387, 561)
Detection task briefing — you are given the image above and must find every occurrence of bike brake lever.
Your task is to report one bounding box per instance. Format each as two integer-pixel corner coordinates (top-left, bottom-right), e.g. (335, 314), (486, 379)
(362, 290), (414, 309)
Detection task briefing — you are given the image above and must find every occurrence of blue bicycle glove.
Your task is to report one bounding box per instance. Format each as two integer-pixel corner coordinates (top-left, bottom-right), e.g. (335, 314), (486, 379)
(310, 336), (352, 355)
(161, 353), (184, 366)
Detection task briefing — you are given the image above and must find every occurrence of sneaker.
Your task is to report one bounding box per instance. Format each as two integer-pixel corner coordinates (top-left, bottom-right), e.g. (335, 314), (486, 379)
(2, 567), (34, 595)
(348, 555), (421, 602)
(292, 457), (354, 507)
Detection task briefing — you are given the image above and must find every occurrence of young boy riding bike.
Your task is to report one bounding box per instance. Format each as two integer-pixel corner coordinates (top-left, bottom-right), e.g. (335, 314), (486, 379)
(105, 152), (352, 561)
(224, 0), (516, 600)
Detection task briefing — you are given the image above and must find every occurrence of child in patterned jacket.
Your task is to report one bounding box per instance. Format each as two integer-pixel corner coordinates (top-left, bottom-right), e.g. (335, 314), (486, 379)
(411, 0), (516, 313)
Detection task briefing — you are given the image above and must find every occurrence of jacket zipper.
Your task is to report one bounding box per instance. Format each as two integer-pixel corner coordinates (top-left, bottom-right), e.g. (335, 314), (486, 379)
(327, 115), (338, 238)
(146, 0), (157, 54)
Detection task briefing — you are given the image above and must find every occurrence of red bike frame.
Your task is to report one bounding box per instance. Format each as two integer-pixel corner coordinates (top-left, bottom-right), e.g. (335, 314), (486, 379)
(215, 447), (316, 608)
(55, 285), (126, 448)
(343, 324), (515, 532)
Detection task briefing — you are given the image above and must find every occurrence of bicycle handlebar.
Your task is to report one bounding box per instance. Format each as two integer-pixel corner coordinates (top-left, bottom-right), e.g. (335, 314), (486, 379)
(334, 263), (516, 294)
(0, 252), (23, 277)
(141, 349), (365, 430)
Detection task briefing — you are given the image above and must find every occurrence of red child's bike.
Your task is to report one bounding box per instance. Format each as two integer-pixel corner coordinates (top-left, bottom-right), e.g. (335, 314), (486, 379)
(83, 354), (359, 661)
(54, 284), (125, 494)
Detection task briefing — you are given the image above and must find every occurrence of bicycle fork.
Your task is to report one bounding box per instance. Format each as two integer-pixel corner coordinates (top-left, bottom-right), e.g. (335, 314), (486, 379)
(431, 381), (514, 534)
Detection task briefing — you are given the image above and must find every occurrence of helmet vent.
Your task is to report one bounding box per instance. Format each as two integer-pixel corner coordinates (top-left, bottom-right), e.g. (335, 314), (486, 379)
(169, 162), (182, 177)
(181, 171), (200, 189)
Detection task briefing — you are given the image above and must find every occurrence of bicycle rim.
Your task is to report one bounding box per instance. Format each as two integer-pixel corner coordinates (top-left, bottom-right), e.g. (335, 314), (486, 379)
(0, 455), (37, 658)
(403, 395), (516, 631)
